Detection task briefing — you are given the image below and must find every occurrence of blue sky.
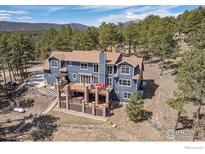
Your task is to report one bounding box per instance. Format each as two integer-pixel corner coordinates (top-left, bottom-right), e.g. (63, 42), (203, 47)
(0, 5), (202, 26)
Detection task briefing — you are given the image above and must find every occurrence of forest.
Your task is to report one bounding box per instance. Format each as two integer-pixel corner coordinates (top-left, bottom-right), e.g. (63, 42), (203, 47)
(0, 6), (205, 87)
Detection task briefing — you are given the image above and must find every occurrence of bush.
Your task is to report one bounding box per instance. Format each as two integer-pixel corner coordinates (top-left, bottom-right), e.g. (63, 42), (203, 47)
(126, 92), (144, 122)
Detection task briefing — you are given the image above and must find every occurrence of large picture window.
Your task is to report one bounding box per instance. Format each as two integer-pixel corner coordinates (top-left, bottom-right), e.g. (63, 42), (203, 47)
(119, 79), (131, 86)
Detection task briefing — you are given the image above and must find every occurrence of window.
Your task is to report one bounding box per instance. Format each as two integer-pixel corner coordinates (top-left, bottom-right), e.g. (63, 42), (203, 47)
(93, 76), (99, 84)
(123, 92), (132, 99)
(51, 60), (58, 67)
(106, 77), (112, 86)
(73, 73), (77, 80)
(107, 66), (113, 75)
(80, 63), (88, 70)
(121, 65), (130, 74)
(69, 61), (73, 66)
(93, 64), (99, 73)
(80, 75), (91, 84)
(119, 79), (131, 86)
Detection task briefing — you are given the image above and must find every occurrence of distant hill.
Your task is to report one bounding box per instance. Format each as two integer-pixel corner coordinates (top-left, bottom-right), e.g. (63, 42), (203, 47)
(0, 21), (89, 32)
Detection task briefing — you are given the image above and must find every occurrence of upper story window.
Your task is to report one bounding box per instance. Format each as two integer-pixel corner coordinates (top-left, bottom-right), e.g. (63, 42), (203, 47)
(93, 64), (99, 73)
(107, 65), (113, 75)
(119, 79), (131, 87)
(68, 61), (73, 66)
(80, 63), (88, 70)
(51, 60), (58, 68)
(121, 65), (130, 75)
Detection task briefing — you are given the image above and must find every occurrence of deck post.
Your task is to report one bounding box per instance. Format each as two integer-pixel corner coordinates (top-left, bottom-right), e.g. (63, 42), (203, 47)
(105, 88), (110, 108)
(57, 85), (61, 108)
(65, 85), (70, 110)
(103, 104), (107, 117)
(92, 101), (96, 116)
(84, 85), (89, 104)
(82, 100), (85, 113)
(95, 86), (99, 105)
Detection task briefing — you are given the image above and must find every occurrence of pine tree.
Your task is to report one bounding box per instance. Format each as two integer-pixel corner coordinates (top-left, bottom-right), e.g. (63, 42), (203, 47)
(126, 92), (144, 122)
(166, 94), (186, 131)
(175, 49), (205, 140)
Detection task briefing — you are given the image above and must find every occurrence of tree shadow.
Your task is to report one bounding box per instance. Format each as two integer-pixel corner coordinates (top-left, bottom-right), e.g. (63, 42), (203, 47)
(0, 98), (11, 110)
(17, 98), (35, 108)
(143, 80), (159, 99)
(162, 61), (178, 76)
(142, 110), (153, 121)
(177, 116), (193, 130)
(150, 58), (161, 64)
(0, 114), (59, 141)
(31, 115), (59, 141)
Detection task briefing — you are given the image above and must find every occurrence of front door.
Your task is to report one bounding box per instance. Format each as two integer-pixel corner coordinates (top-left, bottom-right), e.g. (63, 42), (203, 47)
(80, 75), (91, 84)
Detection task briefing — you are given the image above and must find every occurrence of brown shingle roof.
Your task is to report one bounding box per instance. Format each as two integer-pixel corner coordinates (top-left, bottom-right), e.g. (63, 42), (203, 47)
(48, 50), (121, 64)
(121, 55), (143, 67)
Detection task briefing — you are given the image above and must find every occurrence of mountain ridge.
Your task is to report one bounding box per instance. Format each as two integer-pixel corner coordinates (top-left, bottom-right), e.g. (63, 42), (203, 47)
(0, 21), (89, 32)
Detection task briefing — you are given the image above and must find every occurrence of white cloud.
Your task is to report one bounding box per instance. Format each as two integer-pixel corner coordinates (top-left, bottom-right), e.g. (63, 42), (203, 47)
(16, 16), (32, 22)
(0, 10), (31, 22)
(0, 10), (28, 14)
(47, 6), (66, 13)
(98, 6), (182, 24)
(76, 5), (131, 12)
(0, 16), (11, 21)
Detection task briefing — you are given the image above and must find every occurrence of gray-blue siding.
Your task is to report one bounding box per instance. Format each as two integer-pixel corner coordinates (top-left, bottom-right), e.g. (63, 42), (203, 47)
(112, 63), (138, 102)
(44, 58), (141, 102)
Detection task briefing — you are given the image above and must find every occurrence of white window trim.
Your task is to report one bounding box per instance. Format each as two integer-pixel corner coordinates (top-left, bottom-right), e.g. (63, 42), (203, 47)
(106, 77), (113, 86)
(93, 64), (99, 73)
(80, 74), (92, 84)
(107, 65), (114, 75)
(118, 79), (131, 87)
(123, 92), (132, 99)
(51, 60), (58, 68)
(121, 65), (130, 75)
(93, 75), (99, 84)
(69, 61), (73, 67)
(72, 73), (77, 80)
(80, 62), (88, 70)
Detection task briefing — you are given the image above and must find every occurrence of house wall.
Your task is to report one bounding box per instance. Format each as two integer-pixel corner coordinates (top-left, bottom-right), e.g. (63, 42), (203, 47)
(44, 58), (61, 85)
(67, 61), (98, 83)
(113, 62), (138, 102)
(44, 56), (142, 103)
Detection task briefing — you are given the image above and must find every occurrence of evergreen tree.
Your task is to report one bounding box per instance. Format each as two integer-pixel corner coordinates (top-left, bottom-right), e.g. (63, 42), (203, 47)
(81, 27), (99, 50)
(99, 22), (117, 51)
(126, 92), (144, 122)
(166, 94), (186, 131)
(175, 49), (205, 140)
(52, 25), (73, 51)
(36, 28), (57, 58)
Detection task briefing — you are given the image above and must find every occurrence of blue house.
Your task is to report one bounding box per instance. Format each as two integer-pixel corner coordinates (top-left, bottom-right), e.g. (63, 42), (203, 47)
(43, 50), (144, 103)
